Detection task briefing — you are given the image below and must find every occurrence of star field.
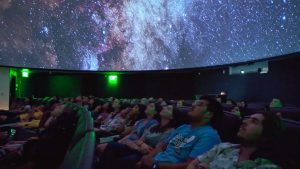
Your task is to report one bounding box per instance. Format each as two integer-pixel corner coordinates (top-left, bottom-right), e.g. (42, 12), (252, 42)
(0, 0), (299, 70)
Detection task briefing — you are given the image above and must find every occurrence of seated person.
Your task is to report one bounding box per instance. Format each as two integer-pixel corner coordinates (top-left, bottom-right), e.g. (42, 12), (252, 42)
(96, 102), (158, 155)
(269, 98), (283, 108)
(17, 105), (45, 128)
(0, 104), (76, 169)
(95, 105), (130, 138)
(139, 96), (223, 169)
(186, 112), (283, 169)
(98, 105), (174, 169)
(94, 102), (113, 125)
(121, 104), (147, 137)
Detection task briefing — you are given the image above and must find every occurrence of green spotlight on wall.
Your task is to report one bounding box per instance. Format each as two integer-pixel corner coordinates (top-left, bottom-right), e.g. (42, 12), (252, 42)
(21, 69), (30, 78)
(109, 75), (118, 81)
(108, 75), (118, 86)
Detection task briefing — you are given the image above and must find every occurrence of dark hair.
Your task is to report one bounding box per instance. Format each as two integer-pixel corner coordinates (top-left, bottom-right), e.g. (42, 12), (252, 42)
(227, 99), (237, 106)
(260, 112), (283, 142)
(150, 120), (173, 133)
(250, 112), (284, 160)
(200, 96), (224, 130)
(136, 104), (147, 120)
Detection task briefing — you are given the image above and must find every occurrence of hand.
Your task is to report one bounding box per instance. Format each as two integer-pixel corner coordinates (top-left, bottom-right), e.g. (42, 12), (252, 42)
(141, 155), (154, 168)
(140, 143), (153, 154)
(186, 159), (200, 169)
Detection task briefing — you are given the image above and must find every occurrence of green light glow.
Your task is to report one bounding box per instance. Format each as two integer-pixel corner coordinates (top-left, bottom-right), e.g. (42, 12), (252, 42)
(109, 75), (118, 81)
(108, 75), (118, 87)
(21, 69), (30, 78)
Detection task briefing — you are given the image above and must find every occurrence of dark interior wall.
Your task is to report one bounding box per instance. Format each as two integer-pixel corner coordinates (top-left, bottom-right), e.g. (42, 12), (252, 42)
(16, 54), (300, 106)
(83, 73), (195, 99)
(23, 74), (82, 98)
(194, 55), (300, 106)
(20, 72), (194, 99)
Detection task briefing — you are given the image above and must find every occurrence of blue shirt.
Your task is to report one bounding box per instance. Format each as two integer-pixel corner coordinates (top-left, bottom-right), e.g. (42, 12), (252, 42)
(154, 124), (221, 164)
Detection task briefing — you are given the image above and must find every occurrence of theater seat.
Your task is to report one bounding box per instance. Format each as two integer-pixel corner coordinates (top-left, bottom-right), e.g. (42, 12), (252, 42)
(271, 119), (300, 169)
(183, 100), (194, 107)
(222, 104), (235, 111)
(218, 111), (241, 143)
(173, 106), (191, 127)
(270, 107), (300, 121)
(59, 103), (95, 169)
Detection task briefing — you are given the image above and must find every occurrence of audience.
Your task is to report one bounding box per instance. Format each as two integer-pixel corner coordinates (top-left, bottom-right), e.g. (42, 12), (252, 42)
(95, 104), (130, 138)
(96, 103), (159, 156)
(98, 105), (174, 169)
(121, 104), (147, 136)
(1, 96), (295, 169)
(186, 112), (283, 169)
(138, 96), (223, 169)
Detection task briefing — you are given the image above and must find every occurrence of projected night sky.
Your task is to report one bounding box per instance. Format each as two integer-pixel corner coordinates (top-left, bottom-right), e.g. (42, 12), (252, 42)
(0, 0), (299, 71)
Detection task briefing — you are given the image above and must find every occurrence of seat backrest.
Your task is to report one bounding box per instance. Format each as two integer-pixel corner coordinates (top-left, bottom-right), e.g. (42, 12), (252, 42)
(271, 119), (300, 169)
(59, 103), (95, 169)
(218, 111), (241, 143)
(270, 107), (300, 121)
(59, 132), (95, 169)
(173, 106), (191, 127)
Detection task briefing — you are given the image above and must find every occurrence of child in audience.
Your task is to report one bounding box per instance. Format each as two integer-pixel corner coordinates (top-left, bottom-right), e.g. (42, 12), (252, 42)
(138, 96), (223, 169)
(98, 105), (174, 169)
(186, 112), (283, 169)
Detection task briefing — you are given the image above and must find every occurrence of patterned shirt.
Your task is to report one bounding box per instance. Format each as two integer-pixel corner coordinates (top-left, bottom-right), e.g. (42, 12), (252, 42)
(99, 114), (125, 132)
(197, 143), (280, 169)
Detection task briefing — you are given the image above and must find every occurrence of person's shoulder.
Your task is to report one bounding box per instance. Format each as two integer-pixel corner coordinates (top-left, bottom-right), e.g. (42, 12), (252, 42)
(196, 126), (221, 141)
(217, 142), (239, 149)
(150, 119), (159, 124)
(175, 124), (190, 131)
(197, 125), (218, 134)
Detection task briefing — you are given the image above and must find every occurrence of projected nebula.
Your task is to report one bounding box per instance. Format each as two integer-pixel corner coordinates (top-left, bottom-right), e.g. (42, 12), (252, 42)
(0, 0), (299, 70)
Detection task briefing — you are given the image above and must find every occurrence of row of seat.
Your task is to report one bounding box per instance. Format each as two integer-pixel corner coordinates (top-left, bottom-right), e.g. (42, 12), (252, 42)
(58, 103), (95, 169)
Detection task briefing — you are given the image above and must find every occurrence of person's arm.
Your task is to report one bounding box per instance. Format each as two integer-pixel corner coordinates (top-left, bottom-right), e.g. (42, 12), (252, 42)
(147, 141), (167, 157)
(157, 158), (194, 169)
(186, 144), (220, 169)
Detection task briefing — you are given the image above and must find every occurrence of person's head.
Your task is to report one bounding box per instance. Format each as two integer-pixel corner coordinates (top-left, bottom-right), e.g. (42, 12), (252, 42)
(140, 98), (149, 106)
(89, 98), (95, 105)
(176, 100), (184, 107)
(119, 106), (131, 118)
(131, 104), (140, 114)
(145, 102), (157, 118)
(160, 105), (173, 120)
(188, 96), (223, 128)
(51, 104), (66, 117)
(232, 106), (242, 118)
(237, 101), (248, 108)
(24, 97), (32, 105)
(112, 99), (121, 109)
(269, 98), (283, 108)
(238, 112), (283, 146)
(159, 101), (167, 106)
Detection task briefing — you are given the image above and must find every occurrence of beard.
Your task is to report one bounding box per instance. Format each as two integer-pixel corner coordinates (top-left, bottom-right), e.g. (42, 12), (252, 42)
(187, 115), (202, 123)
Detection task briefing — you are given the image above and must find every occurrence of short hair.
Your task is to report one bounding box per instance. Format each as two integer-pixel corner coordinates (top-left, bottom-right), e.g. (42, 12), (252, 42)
(200, 96), (224, 130)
